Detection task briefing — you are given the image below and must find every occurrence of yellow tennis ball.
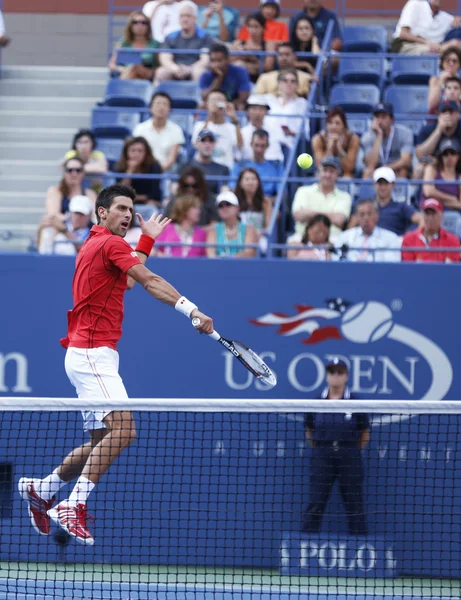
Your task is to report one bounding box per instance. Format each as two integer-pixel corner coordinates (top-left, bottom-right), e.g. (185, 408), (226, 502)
(297, 153), (313, 169)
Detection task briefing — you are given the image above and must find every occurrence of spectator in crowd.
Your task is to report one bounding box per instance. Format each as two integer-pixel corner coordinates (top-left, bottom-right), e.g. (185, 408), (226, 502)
(192, 90), (242, 170)
(154, 0), (214, 84)
(190, 129), (230, 195)
(373, 167), (422, 235)
(231, 13), (276, 83)
(336, 199), (402, 262)
(231, 129), (284, 199)
(199, 43), (251, 109)
(234, 167), (273, 232)
(198, 0), (236, 41)
(115, 137), (163, 217)
(361, 103), (413, 179)
(44, 158), (97, 219)
(291, 156), (352, 242)
(254, 43), (314, 97)
(312, 107), (360, 178)
(0, 10), (11, 47)
(428, 48), (461, 112)
(64, 130), (108, 176)
(206, 190), (258, 257)
(391, 0), (461, 54)
(265, 69), (309, 149)
(416, 100), (461, 165)
(402, 198), (461, 262)
(38, 195), (93, 256)
(237, 0), (288, 44)
(240, 95), (285, 163)
(155, 195), (207, 257)
(287, 214), (332, 260)
(290, 0), (342, 52)
(302, 358), (369, 536)
(441, 77), (461, 107)
(133, 91), (185, 171)
(108, 11), (159, 80)
(165, 165), (218, 225)
(142, 0), (180, 43)
(290, 17), (320, 74)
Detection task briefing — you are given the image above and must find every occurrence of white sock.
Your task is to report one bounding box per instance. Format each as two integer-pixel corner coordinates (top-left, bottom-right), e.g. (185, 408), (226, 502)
(67, 476), (95, 507)
(36, 470), (66, 501)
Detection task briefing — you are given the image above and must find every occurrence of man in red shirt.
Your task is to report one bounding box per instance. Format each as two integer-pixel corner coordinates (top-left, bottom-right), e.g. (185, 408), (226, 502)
(402, 198), (460, 263)
(19, 184), (214, 545)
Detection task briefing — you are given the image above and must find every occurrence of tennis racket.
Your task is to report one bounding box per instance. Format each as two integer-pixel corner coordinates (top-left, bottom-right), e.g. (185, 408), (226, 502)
(192, 317), (277, 388)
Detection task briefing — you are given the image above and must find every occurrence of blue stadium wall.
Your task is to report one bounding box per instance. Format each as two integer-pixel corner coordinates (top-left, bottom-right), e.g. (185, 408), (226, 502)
(0, 256), (460, 577)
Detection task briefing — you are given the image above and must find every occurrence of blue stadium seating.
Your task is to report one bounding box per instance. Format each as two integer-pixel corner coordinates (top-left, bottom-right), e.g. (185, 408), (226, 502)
(91, 108), (140, 139)
(384, 85), (429, 114)
(103, 80), (153, 108)
(342, 26), (388, 53)
(345, 114), (371, 136)
(356, 182), (375, 201)
(338, 56), (386, 87)
(390, 56), (438, 85)
(154, 81), (200, 109)
(397, 118), (427, 141)
(330, 84), (381, 113)
(95, 137), (125, 168)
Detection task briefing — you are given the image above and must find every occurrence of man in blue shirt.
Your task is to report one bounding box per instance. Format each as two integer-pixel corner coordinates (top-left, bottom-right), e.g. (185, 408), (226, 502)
(155, 0), (215, 83)
(230, 129), (284, 198)
(289, 0), (343, 51)
(199, 43), (251, 110)
(302, 358), (369, 535)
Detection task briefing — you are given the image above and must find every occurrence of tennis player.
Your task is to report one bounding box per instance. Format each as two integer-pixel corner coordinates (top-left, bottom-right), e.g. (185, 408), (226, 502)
(19, 184), (213, 545)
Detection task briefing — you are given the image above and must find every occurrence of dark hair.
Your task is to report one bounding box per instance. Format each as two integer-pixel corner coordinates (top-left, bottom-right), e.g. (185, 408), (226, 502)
(437, 146), (461, 173)
(290, 16), (315, 52)
(302, 214), (331, 244)
(123, 10), (153, 44)
(245, 12), (266, 30)
(260, 1), (280, 18)
(234, 168), (265, 213)
(178, 166), (208, 206)
(115, 136), (161, 174)
(210, 43), (229, 58)
(325, 106), (349, 130)
(59, 157), (85, 199)
(95, 183), (136, 224)
(150, 91), (172, 107)
(251, 127), (269, 142)
(440, 46), (461, 70)
(354, 198), (378, 213)
(278, 42), (295, 53)
(72, 129), (97, 151)
(444, 76), (461, 88)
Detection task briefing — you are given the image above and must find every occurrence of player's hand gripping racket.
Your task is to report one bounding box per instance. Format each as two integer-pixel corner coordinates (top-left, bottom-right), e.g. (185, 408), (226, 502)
(192, 317), (277, 388)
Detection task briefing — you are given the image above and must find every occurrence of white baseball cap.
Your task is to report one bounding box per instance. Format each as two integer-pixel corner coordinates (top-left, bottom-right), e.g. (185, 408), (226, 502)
(373, 166), (396, 183)
(69, 195), (93, 216)
(216, 190), (239, 206)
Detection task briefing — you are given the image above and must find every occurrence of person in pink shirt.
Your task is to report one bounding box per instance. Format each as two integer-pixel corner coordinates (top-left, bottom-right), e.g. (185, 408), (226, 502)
(155, 194), (207, 257)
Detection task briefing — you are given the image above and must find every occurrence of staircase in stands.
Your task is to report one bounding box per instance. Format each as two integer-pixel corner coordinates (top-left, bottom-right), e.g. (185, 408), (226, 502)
(0, 65), (107, 252)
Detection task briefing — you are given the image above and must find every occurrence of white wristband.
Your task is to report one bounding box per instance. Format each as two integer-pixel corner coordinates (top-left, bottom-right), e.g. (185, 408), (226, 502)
(175, 296), (198, 318)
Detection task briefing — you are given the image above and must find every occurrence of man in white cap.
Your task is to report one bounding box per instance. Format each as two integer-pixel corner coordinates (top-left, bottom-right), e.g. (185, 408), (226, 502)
(38, 196), (93, 256)
(240, 95), (285, 162)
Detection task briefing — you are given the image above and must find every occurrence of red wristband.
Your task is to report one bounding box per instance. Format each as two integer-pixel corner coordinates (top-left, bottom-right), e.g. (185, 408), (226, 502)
(135, 234), (155, 256)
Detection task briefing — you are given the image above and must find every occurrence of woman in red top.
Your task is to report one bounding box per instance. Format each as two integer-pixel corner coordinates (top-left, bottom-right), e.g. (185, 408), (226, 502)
(238, 0), (288, 43)
(231, 12), (276, 82)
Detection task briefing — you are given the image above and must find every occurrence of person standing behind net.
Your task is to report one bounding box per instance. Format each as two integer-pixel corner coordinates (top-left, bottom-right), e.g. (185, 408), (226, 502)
(19, 183), (213, 546)
(302, 358), (370, 535)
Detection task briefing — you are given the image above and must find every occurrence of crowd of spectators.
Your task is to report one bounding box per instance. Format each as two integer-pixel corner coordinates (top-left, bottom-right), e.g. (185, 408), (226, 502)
(36, 0), (461, 263)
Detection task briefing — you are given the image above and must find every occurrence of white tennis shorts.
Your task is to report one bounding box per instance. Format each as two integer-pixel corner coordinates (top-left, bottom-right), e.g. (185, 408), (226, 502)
(64, 346), (129, 431)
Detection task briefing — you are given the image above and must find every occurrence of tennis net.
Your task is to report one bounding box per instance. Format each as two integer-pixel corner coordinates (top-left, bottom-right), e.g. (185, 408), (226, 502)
(0, 397), (460, 600)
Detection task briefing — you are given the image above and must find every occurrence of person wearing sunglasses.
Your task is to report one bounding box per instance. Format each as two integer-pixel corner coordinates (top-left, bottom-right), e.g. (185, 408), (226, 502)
(108, 11), (160, 80)
(164, 166), (218, 226)
(428, 47), (461, 113)
(422, 138), (461, 211)
(206, 190), (257, 258)
(302, 357), (369, 536)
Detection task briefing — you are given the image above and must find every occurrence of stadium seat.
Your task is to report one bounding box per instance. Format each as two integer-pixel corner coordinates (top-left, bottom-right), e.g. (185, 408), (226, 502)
(390, 56), (438, 85)
(103, 80), (153, 108)
(95, 138), (125, 169)
(338, 56), (386, 88)
(397, 118), (427, 141)
(346, 114), (370, 136)
(154, 81), (200, 109)
(91, 108), (140, 139)
(384, 85), (429, 114)
(330, 84), (380, 113)
(342, 26), (388, 53)
(356, 182), (375, 202)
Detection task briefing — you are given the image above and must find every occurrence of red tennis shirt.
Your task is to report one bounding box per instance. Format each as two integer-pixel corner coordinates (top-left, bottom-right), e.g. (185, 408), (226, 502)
(60, 225), (141, 351)
(401, 227), (461, 263)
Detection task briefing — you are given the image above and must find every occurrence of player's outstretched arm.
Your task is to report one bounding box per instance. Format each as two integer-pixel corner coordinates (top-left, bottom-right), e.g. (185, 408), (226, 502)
(126, 263), (214, 334)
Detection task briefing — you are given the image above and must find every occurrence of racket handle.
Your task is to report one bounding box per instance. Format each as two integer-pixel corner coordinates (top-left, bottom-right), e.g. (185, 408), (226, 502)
(192, 317), (220, 341)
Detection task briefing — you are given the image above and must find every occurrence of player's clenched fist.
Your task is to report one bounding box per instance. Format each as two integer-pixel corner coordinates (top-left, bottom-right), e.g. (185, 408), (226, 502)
(191, 310), (214, 334)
